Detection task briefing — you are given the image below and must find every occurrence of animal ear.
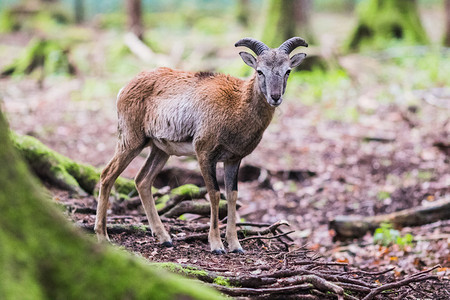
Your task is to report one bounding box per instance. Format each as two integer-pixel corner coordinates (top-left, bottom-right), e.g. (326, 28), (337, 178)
(290, 53), (307, 68)
(239, 51), (257, 69)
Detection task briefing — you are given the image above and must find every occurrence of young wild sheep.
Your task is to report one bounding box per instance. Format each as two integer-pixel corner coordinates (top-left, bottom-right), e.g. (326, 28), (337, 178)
(95, 37), (308, 254)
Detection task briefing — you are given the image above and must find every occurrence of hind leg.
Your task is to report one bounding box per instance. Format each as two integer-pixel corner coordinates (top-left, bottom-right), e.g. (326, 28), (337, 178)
(196, 150), (224, 254)
(135, 146), (172, 245)
(95, 145), (143, 242)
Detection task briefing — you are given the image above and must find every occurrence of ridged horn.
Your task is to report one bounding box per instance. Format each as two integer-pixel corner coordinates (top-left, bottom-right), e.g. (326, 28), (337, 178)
(278, 37), (308, 54)
(235, 38), (270, 56)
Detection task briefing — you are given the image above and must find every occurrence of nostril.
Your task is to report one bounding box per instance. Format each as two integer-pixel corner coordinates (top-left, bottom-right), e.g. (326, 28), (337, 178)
(271, 94), (281, 101)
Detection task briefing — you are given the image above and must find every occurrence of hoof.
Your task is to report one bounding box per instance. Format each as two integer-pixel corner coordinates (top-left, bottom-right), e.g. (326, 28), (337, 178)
(211, 249), (226, 255)
(96, 234), (111, 243)
(231, 248), (245, 254)
(161, 241), (174, 248)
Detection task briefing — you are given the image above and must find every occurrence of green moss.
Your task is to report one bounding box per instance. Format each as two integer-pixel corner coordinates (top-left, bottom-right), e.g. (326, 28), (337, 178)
(11, 132), (138, 196)
(155, 263), (235, 287)
(154, 262), (209, 278)
(130, 225), (148, 232)
(171, 184), (200, 197)
(213, 276), (231, 287)
(155, 264), (234, 287)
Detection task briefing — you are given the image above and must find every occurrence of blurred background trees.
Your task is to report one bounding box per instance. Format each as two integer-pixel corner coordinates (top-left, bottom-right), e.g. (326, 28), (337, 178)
(445, 0), (450, 46)
(1, 0), (445, 80)
(347, 0), (429, 51)
(126, 0), (143, 40)
(261, 0), (315, 47)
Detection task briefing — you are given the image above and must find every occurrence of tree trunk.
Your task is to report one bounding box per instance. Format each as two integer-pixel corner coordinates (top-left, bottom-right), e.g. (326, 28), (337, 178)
(261, 0), (314, 48)
(0, 111), (223, 300)
(346, 0), (429, 51)
(125, 0), (143, 40)
(445, 0), (450, 46)
(293, 0), (315, 44)
(236, 0), (251, 27)
(74, 0), (84, 24)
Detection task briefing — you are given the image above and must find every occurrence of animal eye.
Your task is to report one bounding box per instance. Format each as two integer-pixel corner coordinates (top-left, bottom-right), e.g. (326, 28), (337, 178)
(257, 70), (263, 76)
(286, 70), (291, 76)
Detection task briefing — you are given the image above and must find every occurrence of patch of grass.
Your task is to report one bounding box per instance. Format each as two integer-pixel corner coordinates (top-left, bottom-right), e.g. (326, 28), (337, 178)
(417, 170), (433, 181)
(373, 223), (414, 248)
(377, 191), (391, 201)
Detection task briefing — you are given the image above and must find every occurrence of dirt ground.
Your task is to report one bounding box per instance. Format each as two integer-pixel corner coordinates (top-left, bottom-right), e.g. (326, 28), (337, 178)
(1, 30), (449, 297)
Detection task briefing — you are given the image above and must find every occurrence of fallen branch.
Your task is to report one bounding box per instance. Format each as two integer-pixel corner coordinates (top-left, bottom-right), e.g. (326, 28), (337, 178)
(162, 199), (230, 219)
(330, 198), (450, 239)
(282, 275), (344, 299)
(110, 185), (208, 214)
(363, 274), (439, 300)
(79, 223), (151, 235)
(158, 187), (207, 215)
(240, 230), (295, 242)
(245, 220), (290, 236)
(175, 220), (291, 243)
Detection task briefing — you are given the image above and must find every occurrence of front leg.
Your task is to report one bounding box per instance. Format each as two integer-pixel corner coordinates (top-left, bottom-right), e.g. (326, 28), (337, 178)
(224, 159), (244, 253)
(197, 152), (225, 254)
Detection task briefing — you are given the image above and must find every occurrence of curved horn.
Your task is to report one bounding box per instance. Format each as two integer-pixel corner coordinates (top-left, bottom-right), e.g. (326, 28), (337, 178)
(278, 37), (308, 54)
(235, 38), (270, 56)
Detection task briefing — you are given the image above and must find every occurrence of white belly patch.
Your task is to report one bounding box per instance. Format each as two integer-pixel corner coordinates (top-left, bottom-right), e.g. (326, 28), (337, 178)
(153, 140), (195, 156)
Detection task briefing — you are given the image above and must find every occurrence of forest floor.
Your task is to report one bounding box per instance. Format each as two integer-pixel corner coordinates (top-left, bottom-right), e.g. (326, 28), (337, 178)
(1, 25), (450, 297)
(4, 72), (449, 297)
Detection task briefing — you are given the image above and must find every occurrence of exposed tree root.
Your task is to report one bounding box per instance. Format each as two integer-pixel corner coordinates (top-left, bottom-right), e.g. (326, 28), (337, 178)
(74, 214), (445, 299)
(153, 258), (443, 299)
(12, 132), (137, 195)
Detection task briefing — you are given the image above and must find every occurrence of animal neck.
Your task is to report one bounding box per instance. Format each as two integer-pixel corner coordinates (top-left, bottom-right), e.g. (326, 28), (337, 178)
(243, 74), (275, 128)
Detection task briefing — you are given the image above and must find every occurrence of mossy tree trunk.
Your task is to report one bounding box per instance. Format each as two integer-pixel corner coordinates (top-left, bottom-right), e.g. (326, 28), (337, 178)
(261, 0), (314, 48)
(0, 110), (223, 300)
(346, 0), (428, 51)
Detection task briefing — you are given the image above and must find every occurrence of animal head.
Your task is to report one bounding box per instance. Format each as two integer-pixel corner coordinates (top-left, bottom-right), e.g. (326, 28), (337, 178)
(235, 37), (308, 107)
